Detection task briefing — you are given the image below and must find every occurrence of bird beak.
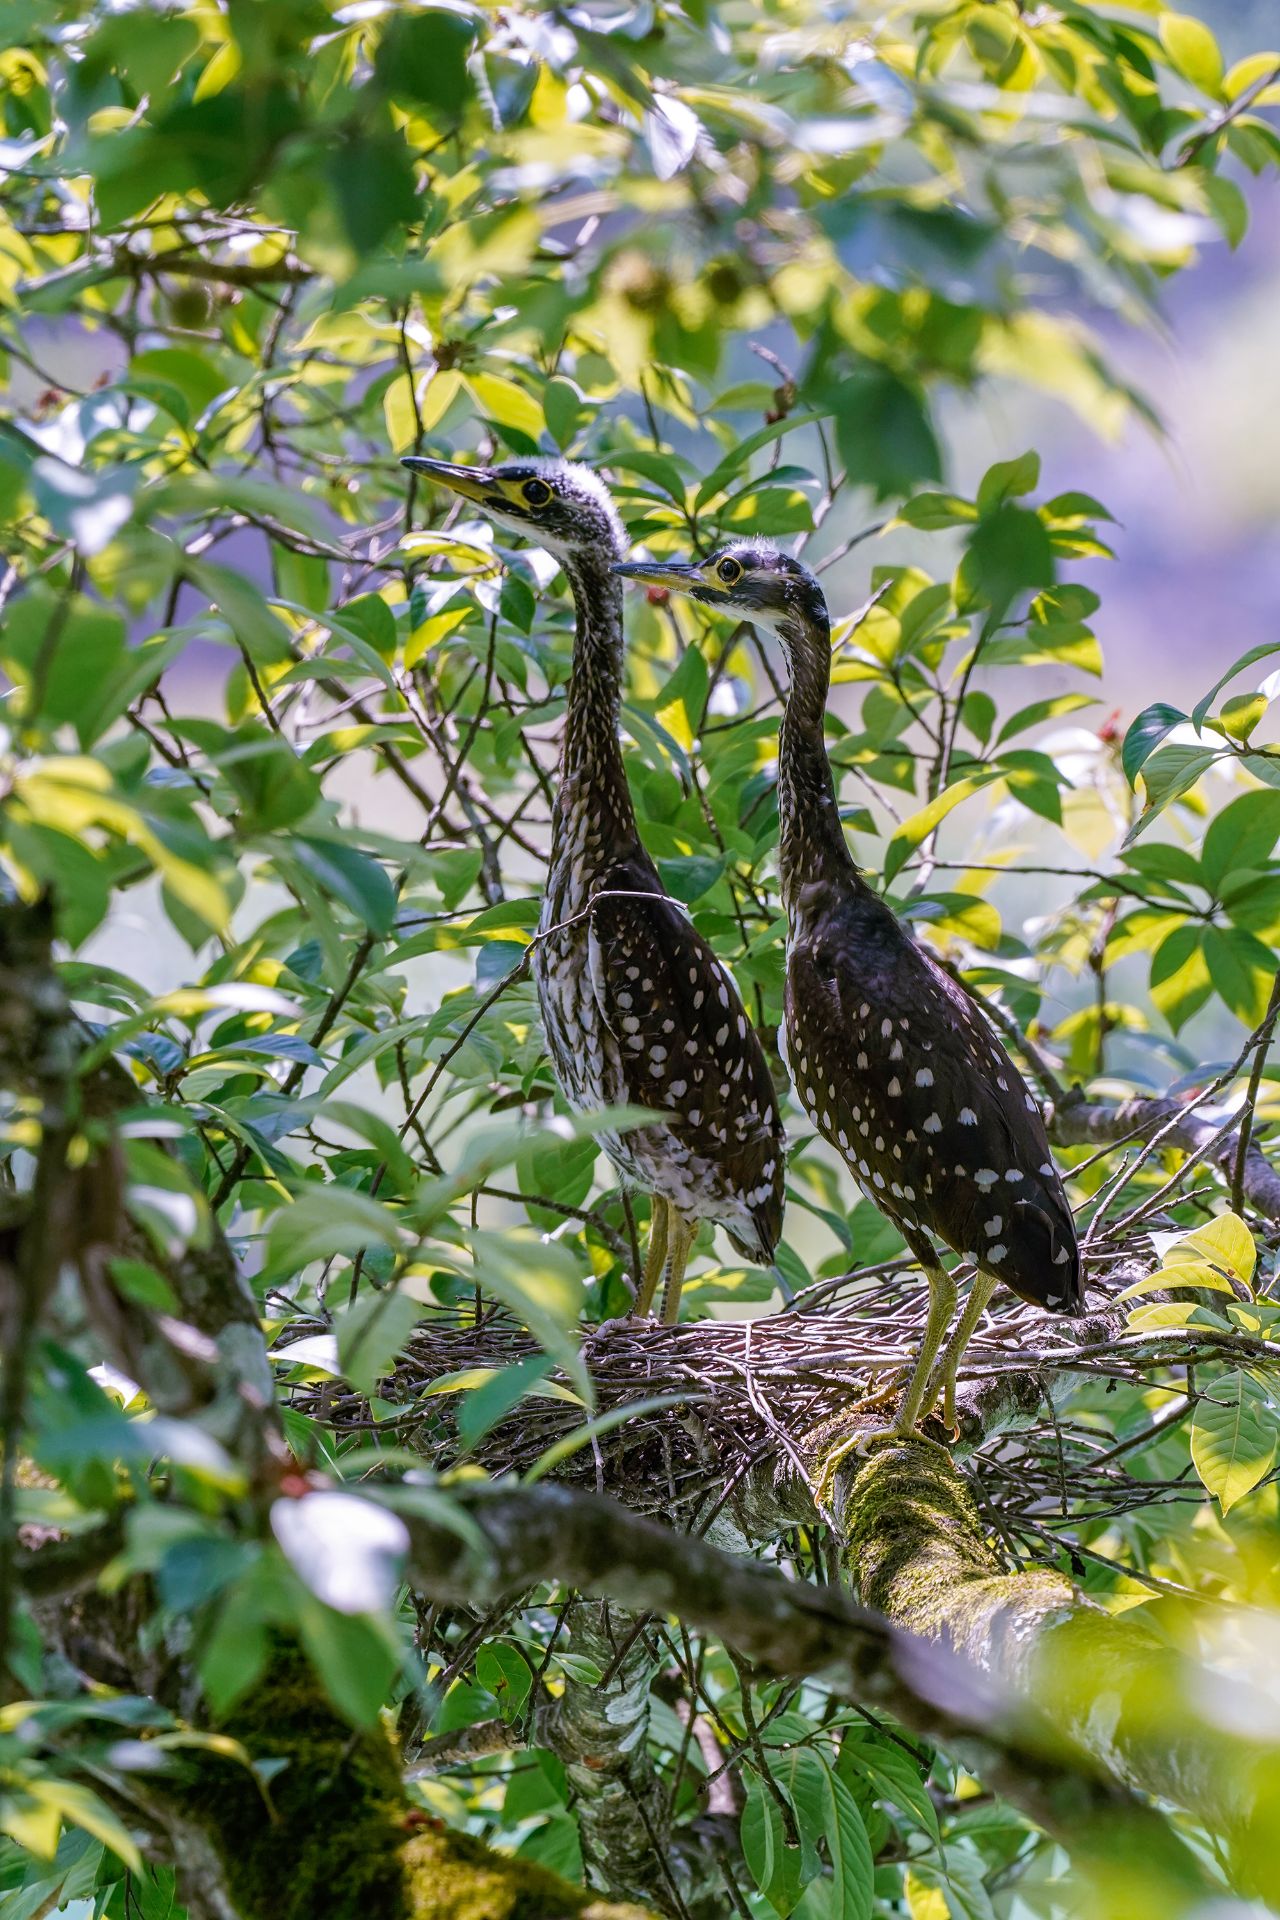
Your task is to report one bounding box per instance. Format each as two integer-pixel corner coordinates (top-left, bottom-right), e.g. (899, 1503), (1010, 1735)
(613, 559), (707, 595)
(400, 456), (495, 504)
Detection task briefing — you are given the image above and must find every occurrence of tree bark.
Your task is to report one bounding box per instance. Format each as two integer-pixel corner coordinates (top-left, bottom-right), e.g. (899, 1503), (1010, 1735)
(537, 1602), (678, 1914)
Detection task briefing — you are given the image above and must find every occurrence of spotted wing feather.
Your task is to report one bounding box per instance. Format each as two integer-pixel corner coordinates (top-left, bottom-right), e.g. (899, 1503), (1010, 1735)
(587, 859), (785, 1261)
(787, 897), (1080, 1313)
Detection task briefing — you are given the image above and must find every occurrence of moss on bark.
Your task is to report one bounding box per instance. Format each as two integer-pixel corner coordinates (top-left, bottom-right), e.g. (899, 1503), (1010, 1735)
(840, 1436), (1075, 1675)
(180, 1648), (661, 1920)
(402, 1824), (657, 1920)
(189, 1648), (409, 1920)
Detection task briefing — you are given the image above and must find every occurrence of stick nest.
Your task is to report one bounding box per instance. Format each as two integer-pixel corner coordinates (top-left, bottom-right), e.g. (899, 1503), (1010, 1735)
(285, 1252), (1280, 1554)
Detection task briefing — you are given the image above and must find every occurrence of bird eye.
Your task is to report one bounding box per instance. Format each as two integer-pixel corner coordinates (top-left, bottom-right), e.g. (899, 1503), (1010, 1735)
(522, 478), (552, 507)
(717, 556), (742, 585)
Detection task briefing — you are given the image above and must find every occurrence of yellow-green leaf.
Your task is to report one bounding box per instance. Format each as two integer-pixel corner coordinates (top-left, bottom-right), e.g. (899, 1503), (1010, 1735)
(1160, 12), (1224, 95)
(1116, 1262), (1238, 1304)
(1127, 1299), (1204, 1332)
(1190, 1370), (1276, 1512)
(1166, 1212), (1257, 1287)
(466, 373), (543, 440)
(883, 775), (991, 884)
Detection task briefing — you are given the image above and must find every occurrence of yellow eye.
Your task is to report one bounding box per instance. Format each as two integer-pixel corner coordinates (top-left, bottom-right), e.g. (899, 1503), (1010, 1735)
(522, 478), (552, 507)
(716, 555), (743, 585)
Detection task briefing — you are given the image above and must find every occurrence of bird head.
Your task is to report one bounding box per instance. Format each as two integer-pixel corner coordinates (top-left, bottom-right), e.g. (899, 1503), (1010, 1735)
(401, 455), (625, 560)
(613, 543), (829, 648)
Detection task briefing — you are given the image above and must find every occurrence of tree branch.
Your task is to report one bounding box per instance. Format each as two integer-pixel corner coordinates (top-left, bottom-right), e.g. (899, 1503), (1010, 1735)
(399, 1480), (1219, 1888)
(1049, 1094), (1280, 1224)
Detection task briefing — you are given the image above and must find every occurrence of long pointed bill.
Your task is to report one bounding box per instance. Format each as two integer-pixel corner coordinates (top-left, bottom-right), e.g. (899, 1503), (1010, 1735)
(613, 559), (707, 595)
(400, 456), (495, 504)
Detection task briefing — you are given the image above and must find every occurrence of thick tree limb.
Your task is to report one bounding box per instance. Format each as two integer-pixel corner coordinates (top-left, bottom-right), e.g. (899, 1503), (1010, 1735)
(399, 1480), (1221, 1887)
(834, 1437), (1280, 1901)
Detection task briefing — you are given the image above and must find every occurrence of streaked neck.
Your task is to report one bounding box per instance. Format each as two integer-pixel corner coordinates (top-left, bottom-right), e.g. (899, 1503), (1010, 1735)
(776, 609), (862, 920)
(558, 546), (636, 831)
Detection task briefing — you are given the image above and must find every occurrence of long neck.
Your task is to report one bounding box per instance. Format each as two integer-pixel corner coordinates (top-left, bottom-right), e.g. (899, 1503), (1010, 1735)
(558, 546), (637, 839)
(776, 608), (863, 920)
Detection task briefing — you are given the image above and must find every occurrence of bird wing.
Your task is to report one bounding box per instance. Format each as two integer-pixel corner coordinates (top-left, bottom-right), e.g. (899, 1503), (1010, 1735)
(585, 857), (785, 1257)
(788, 913), (1080, 1312)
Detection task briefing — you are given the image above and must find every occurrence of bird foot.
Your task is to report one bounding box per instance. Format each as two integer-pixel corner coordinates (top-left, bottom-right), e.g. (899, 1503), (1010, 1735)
(851, 1425), (904, 1456)
(590, 1311), (657, 1338)
(851, 1401), (957, 1456)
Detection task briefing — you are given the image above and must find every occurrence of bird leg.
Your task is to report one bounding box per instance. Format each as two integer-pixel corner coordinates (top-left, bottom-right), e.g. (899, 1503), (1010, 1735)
(660, 1214), (695, 1326)
(923, 1270), (998, 1434)
(888, 1258), (958, 1437)
(631, 1195), (669, 1317)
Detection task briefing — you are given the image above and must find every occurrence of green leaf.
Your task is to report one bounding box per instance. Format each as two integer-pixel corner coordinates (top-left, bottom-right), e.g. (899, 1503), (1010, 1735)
(336, 1288), (420, 1398)
(884, 775), (994, 884)
(1201, 790), (1280, 893)
(0, 590), (126, 740)
(465, 1230), (591, 1401)
(295, 1597), (401, 1726)
(263, 1186), (405, 1282)
(1128, 743), (1219, 840)
(895, 492), (976, 530)
(975, 450), (1040, 514)
(375, 8), (479, 111)
(543, 377), (583, 450)
(291, 837), (396, 934)
(1190, 1370), (1276, 1512)
(187, 559), (294, 664)
(476, 1642), (533, 1720)
(905, 1852), (996, 1920)
(328, 133), (421, 255)
(958, 505), (1055, 615)
(994, 693), (1096, 745)
(742, 1774), (807, 1915)
(838, 1730), (939, 1841)
(1192, 642), (1280, 731)
(222, 737), (320, 833)
(819, 1760), (874, 1920)
(457, 1356), (554, 1449)
(1149, 923), (1211, 1032)
(1202, 925), (1278, 1026)
(1121, 704), (1186, 786)
(829, 372), (941, 501)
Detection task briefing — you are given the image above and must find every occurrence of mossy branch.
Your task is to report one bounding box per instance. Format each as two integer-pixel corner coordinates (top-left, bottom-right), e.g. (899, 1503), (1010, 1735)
(104, 1645), (664, 1920)
(831, 1436), (1280, 1903)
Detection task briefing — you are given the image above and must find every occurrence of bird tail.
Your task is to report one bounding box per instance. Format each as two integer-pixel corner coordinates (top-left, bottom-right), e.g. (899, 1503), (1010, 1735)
(1008, 1197), (1084, 1316)
(726, 1203), (781, 1268)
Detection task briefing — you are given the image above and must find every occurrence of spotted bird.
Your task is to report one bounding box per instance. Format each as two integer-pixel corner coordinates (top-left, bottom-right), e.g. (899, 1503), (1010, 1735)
(403, 458), (785, 1321)
(616, 542), (1082, 1430)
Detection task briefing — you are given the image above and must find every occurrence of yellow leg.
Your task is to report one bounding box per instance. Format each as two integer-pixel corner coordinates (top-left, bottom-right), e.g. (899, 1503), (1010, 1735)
(925, 1271), (998, 1433)
(660, 1214), (695, 1326)
(890, 1260), (958, 1436)
(631, 1195), (669, 1318)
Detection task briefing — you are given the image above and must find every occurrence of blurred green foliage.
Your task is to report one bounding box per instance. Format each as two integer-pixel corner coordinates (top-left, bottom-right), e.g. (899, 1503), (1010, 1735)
(3, 0), (1280, 1915)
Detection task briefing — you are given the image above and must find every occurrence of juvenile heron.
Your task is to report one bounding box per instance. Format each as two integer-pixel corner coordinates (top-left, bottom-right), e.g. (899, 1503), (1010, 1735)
(616, 542), (1082, 1430)
(403, 458), (785, 1321)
